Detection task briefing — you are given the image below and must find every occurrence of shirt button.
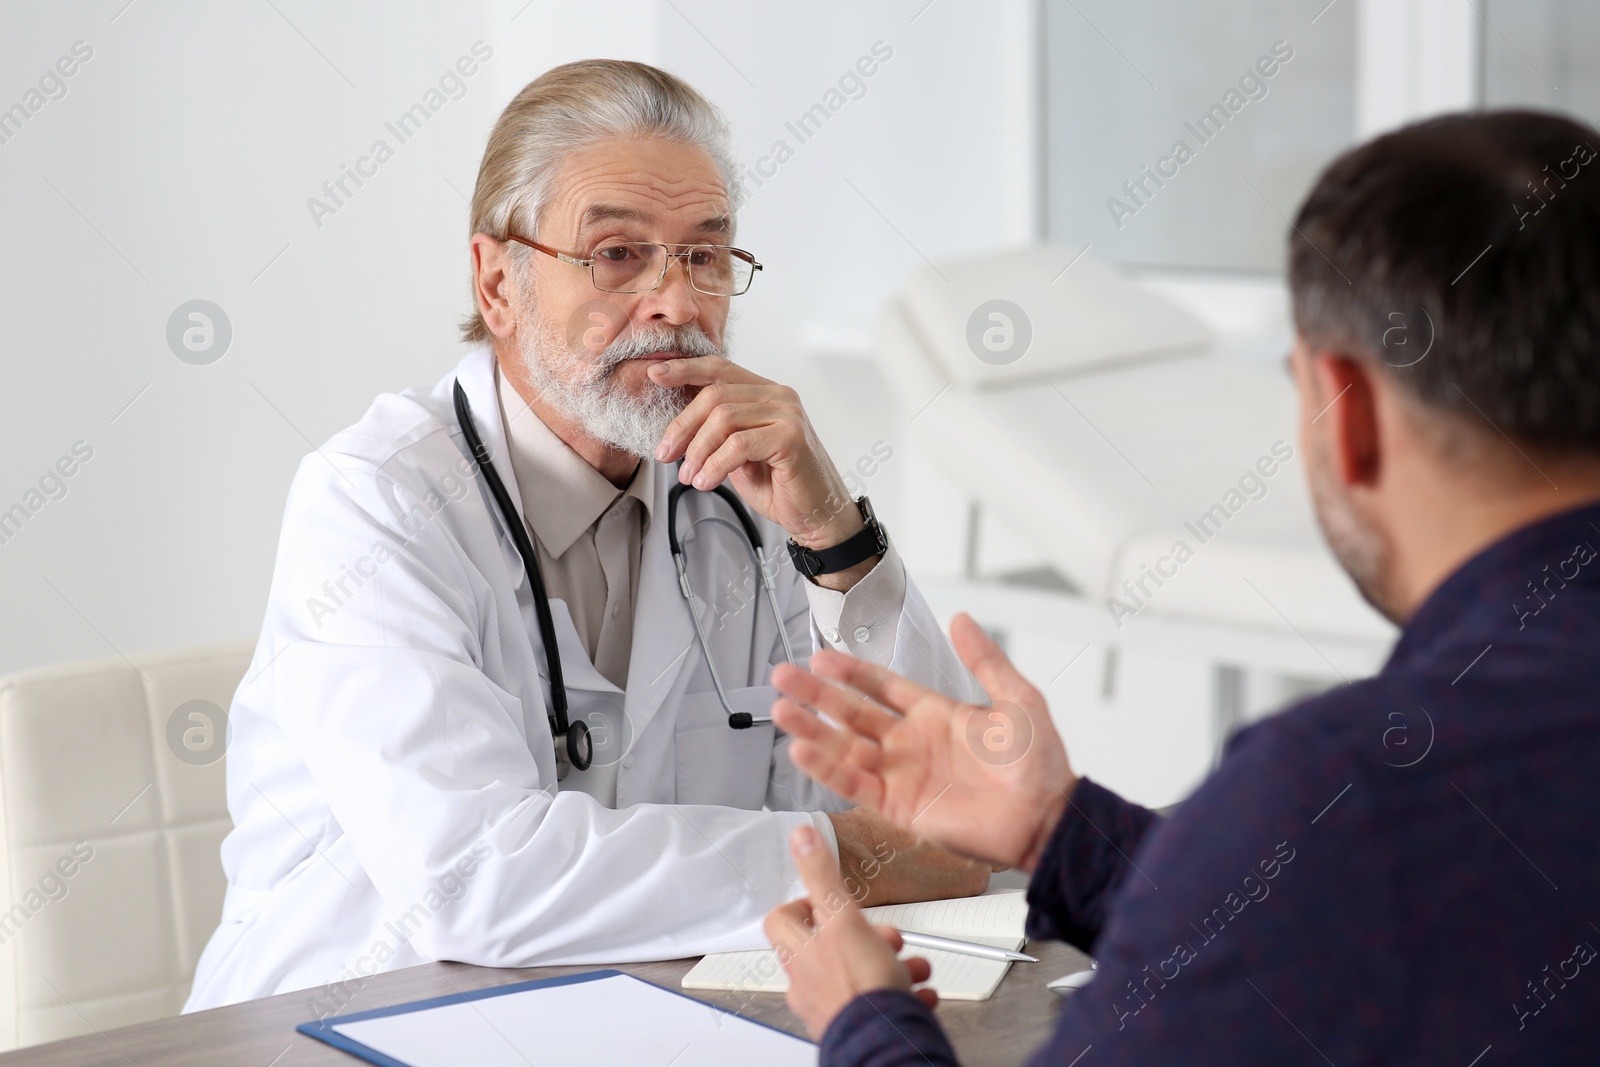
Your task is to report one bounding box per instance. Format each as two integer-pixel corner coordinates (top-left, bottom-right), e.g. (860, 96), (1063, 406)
(853, 626), (872, 643)
(622, 757), (634, 769)
(611, 604), (622, 619)
(823, 628), (841, 643)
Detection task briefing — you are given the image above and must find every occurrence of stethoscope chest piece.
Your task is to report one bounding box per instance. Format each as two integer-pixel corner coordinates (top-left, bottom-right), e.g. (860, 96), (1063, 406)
(554, 718), (592, 780)
(562, 694), (630, 780)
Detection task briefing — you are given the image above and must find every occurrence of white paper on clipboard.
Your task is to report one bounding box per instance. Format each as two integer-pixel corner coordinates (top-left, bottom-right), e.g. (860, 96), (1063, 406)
(314, 970), (816, 1067)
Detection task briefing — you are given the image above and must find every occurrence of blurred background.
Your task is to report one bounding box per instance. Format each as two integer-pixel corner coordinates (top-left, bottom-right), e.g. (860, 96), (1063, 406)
(1, 0), (1595, 817)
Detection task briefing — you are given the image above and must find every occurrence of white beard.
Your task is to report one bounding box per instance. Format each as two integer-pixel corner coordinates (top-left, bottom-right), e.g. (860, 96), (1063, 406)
(511, 299), (723, 459)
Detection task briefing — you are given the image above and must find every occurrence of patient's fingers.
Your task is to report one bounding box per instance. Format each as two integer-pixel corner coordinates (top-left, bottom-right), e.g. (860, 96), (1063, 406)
(771, 696), (829, 740)
(773, 698), (884, 775)
(775, 701), (885, 795)
(788, 738), (885, 809)
(789, 824), (875, 934)
(772, 662), (900, 742)
(949, 613), (1043, 707)
(808, 650), (945, 721)
(773, 697), (856, 756)
(763, 896), (816, 956)
(872, 925), (905, 953)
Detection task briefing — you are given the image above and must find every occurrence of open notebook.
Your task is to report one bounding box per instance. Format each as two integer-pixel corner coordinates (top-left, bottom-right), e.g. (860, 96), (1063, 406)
(683, 889), (1029, 1001)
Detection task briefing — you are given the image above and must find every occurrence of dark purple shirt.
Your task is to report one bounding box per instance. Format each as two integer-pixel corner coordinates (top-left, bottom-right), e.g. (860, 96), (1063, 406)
(822, 501), (1600, 1066)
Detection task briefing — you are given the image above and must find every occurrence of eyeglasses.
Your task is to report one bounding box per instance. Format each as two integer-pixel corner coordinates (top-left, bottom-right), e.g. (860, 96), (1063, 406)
(505, 235), (762, 296)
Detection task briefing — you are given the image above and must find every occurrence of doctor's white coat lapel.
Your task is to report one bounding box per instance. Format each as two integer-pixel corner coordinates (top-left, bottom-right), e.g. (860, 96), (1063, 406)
(450, 345), (699, 766)
(446, 348), (615, 767)
(450, 346), (528, 600)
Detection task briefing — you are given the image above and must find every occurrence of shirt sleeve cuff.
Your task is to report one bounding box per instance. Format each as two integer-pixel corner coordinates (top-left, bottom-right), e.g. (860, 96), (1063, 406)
(809, 810), (840, 860)
(1025, 777), (1158, 952)
(804, 538), (907, 670)
(821, 989), (959, 1067)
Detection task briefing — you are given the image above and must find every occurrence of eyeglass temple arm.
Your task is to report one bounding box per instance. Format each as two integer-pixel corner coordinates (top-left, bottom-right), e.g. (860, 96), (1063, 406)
(503, 234), (588, 266)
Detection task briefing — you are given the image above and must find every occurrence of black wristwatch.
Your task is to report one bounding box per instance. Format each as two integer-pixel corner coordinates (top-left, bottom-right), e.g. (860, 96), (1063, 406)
(786, 496), (889, 578)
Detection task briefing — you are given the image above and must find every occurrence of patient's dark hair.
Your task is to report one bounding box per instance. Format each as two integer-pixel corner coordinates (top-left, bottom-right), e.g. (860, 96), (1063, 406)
(1289, 109), (1600, 455)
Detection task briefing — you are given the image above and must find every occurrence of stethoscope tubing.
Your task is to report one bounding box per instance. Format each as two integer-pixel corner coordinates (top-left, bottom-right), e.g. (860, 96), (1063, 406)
(667, 510), (795, 726)
(453, 380), (574, 737)
(454, 378), (791, 751)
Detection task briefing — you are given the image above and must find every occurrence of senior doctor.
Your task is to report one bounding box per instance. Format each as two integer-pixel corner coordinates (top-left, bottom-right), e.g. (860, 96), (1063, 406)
(185, 59), (984, 1011)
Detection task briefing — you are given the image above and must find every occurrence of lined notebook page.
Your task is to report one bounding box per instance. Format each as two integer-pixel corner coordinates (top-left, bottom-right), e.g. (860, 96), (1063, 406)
(862, 889), (1028, 940)
(682, 890), (1029, 1002)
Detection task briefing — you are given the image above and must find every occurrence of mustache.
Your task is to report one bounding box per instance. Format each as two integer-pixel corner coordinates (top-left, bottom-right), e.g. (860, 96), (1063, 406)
(596, 323), (722, 372)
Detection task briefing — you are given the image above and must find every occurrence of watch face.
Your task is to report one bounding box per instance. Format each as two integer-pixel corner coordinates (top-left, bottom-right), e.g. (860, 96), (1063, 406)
(786, 539), (821, 576)
(855, 497), (886, 551)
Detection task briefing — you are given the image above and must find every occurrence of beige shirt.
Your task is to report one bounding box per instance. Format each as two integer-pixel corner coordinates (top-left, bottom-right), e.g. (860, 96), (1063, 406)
(498, 366), (654, 691)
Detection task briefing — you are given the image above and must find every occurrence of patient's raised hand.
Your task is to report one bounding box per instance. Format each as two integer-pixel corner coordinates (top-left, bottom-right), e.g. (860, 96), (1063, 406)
(772, 613), (1079, 873)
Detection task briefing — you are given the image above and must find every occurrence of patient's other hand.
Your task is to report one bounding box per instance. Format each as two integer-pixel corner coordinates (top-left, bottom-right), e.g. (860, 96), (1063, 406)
(766, 825), (937, 1040)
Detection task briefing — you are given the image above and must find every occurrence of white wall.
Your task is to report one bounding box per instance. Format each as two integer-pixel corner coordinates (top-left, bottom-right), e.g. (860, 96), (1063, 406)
(659, 0), (1037, 362)
(0, 1), (1035, 676)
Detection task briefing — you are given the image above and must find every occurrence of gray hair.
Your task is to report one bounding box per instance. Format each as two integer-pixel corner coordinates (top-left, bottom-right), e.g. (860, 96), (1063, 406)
(458, 59), (741, 345)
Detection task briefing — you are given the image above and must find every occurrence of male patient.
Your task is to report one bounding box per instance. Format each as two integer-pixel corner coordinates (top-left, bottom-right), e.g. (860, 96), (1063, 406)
(185, 60), (985, 1011)
(765, 110), (1600, 1063)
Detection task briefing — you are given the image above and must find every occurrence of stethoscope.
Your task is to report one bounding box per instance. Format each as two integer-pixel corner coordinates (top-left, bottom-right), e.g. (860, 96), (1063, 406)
(453, 379), (795, 780)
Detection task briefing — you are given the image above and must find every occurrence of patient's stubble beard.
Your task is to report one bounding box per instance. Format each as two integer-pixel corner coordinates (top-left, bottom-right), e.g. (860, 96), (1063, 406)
(1306, 430), (1399, 623)
(510, 293), (722, 459)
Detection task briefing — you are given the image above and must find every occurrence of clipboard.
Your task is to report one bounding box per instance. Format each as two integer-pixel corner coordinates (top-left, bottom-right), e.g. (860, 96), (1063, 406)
(297, 968), (817, 1066)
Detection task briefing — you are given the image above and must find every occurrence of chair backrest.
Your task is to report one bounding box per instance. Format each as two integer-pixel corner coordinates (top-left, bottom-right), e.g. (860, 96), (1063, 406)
(0, 642), (254, 1052)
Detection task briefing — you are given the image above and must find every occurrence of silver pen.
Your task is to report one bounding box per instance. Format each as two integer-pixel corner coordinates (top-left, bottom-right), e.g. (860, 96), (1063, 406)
(897, 930), (1039, 963)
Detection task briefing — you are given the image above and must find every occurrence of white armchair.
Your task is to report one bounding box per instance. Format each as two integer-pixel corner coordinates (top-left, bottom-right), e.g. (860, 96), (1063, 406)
(0, 642), (251, 1052)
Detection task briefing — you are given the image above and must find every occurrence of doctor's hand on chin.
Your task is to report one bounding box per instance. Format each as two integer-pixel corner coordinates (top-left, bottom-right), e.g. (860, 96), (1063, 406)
(648, 355), (874, 593)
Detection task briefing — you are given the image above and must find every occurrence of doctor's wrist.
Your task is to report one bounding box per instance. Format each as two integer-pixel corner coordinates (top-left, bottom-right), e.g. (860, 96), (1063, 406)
(787, 496), (888, 592)
(788, 509), (864, 552)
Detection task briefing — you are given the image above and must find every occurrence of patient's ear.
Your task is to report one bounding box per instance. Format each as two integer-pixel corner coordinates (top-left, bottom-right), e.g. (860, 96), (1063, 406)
(1309, 353), (1381, 488)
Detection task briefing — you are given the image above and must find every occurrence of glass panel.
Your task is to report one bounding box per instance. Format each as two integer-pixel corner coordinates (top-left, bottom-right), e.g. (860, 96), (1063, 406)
(1483, 0), (1600, 127)
(689, 246), (738, 293)
(592, 242), (665, 292)
(1043, 0), (1357, 273)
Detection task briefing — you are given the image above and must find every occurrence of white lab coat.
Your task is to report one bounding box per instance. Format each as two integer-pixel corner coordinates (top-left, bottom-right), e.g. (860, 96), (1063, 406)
(184, 343), (976, 1011)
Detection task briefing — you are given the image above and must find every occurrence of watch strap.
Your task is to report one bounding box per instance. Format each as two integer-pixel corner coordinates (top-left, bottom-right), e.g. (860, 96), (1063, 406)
(786, 497), (888, 578)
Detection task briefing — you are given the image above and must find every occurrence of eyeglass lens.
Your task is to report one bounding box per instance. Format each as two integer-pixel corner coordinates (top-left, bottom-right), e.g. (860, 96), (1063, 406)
(592, 242), (753, 295)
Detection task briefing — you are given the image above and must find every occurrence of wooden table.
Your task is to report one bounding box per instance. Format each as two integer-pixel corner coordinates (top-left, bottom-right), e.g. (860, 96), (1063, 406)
(1, 940), (1087, 1066)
